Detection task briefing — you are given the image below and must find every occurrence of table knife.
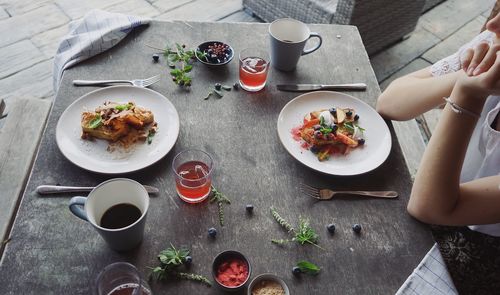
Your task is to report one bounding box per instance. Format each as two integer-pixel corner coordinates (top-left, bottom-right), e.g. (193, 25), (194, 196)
(36, 185), (159, 195)
(277, 83), (367, 92)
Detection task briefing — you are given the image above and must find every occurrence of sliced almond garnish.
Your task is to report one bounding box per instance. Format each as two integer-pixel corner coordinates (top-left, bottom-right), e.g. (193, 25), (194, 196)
(335, 108), (346, 124)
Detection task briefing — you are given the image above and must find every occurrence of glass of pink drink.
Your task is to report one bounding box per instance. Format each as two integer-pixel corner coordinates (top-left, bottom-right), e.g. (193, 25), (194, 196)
(172, 149), (214, 203)
(239, 48), (270, 92)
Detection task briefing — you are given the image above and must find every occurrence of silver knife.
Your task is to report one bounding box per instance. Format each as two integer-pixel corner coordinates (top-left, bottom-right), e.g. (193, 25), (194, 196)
(277, 83), (367, 92)
(36, 185), (159, 195)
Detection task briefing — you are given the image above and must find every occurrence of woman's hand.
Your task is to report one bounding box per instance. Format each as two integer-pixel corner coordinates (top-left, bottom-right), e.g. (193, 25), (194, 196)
(461, 35), (500, 76)
(457, 50), (500, 98)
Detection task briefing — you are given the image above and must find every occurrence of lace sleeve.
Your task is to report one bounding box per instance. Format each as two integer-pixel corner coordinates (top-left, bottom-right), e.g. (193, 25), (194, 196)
(430, 31), (494, 77)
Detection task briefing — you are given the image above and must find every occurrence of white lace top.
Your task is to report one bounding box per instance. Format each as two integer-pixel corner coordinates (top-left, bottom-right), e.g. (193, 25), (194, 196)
(430, 30), (500, 236)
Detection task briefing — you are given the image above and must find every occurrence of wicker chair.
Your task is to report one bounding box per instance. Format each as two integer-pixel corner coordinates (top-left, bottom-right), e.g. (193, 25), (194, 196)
(243, 0), (426, 55)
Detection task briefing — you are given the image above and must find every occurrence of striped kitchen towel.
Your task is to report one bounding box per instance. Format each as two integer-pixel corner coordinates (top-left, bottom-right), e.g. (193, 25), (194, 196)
(53, 9), (150, 91)
(396, 244), (458, 295)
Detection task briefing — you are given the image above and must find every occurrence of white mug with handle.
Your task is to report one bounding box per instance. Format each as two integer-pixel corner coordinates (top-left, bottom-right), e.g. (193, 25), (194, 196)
(69, 178), (149, 252)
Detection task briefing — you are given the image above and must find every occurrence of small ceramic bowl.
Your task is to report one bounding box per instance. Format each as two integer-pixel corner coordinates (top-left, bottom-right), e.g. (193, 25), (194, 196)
(212, 250), (251, 292)
(248, 273), (290, 295)
(195, 41), (234, 66)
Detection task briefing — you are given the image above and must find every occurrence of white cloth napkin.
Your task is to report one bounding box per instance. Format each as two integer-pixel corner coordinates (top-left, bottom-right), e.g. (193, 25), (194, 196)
(52, 9), (150, 91)
(396, 244), (458, 295)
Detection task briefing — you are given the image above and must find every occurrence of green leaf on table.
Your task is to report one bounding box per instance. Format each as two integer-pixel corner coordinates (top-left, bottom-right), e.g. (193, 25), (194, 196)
(88, 115), (102, 129)
(170, 69), (182, 76)
(184, 65), (193, 73)
(297, 260), (321, 275)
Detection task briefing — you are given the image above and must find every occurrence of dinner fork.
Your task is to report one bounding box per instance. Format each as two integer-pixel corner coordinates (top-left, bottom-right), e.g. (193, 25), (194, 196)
(300, 183), (398, 200)
(73, 74), (161, 88)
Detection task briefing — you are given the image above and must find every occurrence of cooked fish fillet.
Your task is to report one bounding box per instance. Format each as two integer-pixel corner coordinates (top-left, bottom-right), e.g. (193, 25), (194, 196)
(81, 112), (130, 142)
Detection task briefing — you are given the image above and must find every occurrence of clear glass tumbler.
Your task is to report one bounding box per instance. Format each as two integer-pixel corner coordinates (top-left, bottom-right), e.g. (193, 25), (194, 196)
(172, 149), (214, 203)
(239, 48), (270, 92)
(96, 262), (152, 295)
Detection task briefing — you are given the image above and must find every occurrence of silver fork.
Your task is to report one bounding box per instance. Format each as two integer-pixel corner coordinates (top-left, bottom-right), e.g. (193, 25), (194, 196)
(73, 74), (161, 88)
(300, 183), (398, 200)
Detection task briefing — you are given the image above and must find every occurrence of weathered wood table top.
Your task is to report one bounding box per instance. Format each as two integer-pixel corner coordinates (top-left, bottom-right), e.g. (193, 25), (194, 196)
(0, 21), (433, 294)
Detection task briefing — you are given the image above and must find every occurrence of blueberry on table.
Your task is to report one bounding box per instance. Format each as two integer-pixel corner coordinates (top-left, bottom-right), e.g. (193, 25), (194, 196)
(354, 114), (359, 121)
(358, 138), (365, 145)
(185, 256), (192, 264)
(346, 110), (353, 117)
(233, 83), (239, 90)
(327, 224), (336, 234)
(208, 227), (217, 237)
(152, 54), (159, 62)
(352, 224), (362, 233)
(215, 83), (222, 90)
(292, 266), (302, 275)
(310, 145), (320, 154)
(246, 204), (254, 213)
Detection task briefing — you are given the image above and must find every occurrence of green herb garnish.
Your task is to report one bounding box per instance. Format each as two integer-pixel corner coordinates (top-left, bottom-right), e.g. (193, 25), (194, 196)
(344, 121), (365, 134)
(269, 207), (324, 250)
(297, 260), (321, 275)
(146, 43), (203, 87)
(294, 217), (320, 248)
(114, 103), (132, 111)
(210, 186), (231, 226)
(150, 243), (212, 286)
(88, 115), (102, 129)
(147, 129), (156, 144)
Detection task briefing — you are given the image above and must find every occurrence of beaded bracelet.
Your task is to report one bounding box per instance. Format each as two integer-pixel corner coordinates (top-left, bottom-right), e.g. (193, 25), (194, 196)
(443, 97), (480, 119)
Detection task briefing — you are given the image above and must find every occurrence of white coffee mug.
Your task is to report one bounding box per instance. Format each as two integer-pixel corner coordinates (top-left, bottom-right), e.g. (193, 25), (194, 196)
(69, 178), (149, 251)
(269, 18), (323, 71)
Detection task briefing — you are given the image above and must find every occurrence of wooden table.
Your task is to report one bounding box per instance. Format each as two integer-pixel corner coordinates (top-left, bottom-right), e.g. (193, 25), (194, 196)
(0, 21), (433, 294)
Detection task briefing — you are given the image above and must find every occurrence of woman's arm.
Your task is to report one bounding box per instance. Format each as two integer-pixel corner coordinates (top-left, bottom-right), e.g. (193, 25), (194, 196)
(376, 68), (460, 121)
(408, 59), (500, 225)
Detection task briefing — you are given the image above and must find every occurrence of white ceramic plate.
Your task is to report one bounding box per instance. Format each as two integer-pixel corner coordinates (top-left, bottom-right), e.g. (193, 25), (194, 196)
(277, 91), (391, 176)
(56, 86), (180, 174)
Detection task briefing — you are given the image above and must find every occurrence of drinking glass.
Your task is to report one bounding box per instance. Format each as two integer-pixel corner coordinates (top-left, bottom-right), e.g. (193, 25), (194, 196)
(96, 262), (152, 295)
(239, 48), (270, 92)
(172, 149), (214, 203)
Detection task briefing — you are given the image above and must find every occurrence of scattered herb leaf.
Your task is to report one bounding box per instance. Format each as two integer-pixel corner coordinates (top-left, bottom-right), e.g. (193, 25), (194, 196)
(221, 85), (232, 91)
(297, 260), (321, 275)
(270, 206), (294, 233)
(269, 207), (324, 250)
(150, 243), (212, 287)
(210, 186), (231, 226)
(213, 89), (224, 98)
(146, 43), (202, 87)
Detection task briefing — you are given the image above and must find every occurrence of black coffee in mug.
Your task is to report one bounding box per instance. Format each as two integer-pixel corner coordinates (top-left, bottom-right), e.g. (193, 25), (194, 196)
(100, 203), (142, 229)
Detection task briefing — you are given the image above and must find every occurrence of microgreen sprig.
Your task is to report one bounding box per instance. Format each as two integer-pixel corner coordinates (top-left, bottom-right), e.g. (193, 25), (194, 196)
(269, 207), (324, 250)
(150, 243), (212, 287)
(146, 43), (204, 87)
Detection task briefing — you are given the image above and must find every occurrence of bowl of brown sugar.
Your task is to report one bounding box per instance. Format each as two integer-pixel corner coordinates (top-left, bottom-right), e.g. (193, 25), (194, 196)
(248, 273), (290, 295)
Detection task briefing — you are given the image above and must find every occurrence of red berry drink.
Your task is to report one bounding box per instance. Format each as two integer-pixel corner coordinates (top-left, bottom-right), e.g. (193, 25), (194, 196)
(239, 48), (269, 92)
(172, 150), (214, 203)
(175, 161), (212, 203)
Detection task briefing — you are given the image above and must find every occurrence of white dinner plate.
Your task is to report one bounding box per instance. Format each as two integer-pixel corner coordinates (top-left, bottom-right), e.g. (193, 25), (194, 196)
(277, 91), (391, 176)
(56, 86), (180, 174)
